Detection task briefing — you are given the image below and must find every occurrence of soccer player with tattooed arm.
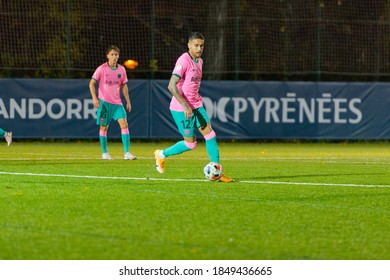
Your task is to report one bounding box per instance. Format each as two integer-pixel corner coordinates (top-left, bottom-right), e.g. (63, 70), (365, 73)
(154, 32), (233, 182)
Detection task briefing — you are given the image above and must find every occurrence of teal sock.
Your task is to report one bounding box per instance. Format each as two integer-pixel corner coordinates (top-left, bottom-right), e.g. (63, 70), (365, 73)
(0, 128), (5, 137)
(206, 137), (220, 163)
(122, 133), (130, 153)
(163, 140), (191, 157)
(100, 136), (108, 153)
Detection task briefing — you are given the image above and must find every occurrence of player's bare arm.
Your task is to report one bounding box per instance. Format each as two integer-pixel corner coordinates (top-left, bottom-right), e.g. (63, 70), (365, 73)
(121, 84), (131, 112)
(89, 79), (100, 108)
(168, 75), (192, 118)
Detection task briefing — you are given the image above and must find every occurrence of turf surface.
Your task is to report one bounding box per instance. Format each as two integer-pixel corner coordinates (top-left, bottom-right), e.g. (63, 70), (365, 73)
(0, 141), (389, 260)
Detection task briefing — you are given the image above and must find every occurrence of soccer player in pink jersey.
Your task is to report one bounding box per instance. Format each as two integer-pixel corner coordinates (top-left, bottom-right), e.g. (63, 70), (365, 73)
(154, 32), (233, 182)
(89, 45), (136, 160)
(0, 128), (12, 146)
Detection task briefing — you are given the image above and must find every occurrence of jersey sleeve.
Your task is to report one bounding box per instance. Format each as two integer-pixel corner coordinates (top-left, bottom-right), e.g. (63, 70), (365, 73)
(120, 65), (128, 84)
(92, 65), (102, 82)
(172, 55), (187, 79)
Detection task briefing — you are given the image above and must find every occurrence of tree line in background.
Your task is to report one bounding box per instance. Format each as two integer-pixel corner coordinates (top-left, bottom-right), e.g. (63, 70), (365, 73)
(1, 0), (390, 81)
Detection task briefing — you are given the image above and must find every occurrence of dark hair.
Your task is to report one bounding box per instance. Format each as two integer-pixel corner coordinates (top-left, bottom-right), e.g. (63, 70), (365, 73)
(106, 45), (120, 54)
(188, 32), (204, 41)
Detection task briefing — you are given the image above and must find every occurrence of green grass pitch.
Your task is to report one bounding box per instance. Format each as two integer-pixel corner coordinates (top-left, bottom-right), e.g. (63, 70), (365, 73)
(0, 141), (389, 260)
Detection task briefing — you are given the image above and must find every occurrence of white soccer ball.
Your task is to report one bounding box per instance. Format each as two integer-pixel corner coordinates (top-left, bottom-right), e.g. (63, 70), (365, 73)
(203, 162), (223, 181)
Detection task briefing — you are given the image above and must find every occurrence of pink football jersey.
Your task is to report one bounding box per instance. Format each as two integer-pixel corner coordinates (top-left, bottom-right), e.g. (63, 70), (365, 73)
(92, 62), (128, 105)
(170, 53), (203, 111)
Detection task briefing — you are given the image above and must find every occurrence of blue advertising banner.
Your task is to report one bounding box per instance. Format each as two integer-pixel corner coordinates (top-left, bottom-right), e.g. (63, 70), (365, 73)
(199, 81), (390, 140)
(0, 79), (389, 140)
(150, 80), (390, 140)
(0, 79), (150, 139)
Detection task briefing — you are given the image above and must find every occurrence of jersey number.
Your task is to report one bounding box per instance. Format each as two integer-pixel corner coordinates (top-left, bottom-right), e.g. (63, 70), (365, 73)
(181, 119), (192, 129)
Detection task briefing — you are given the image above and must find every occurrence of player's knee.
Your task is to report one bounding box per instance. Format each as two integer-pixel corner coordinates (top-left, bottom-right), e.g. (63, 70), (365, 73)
(204, 130), (216, 140)
(184, 141), (197, 150)
(121, 128), (129, 134)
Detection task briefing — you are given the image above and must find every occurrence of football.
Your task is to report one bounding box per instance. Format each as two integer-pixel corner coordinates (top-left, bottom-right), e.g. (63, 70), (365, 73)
(203, 162), (223, 181)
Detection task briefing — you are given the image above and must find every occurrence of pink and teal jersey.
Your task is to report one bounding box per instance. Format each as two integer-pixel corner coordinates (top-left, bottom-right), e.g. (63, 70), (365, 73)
(92, 62), (128, 105)
(170, 52), (203, 111)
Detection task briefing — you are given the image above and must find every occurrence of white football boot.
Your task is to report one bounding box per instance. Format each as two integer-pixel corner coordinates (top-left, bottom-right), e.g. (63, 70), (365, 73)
(5, 132), (12, 146)
(124, 152), (137, 160)
(102, 153), (112, 160)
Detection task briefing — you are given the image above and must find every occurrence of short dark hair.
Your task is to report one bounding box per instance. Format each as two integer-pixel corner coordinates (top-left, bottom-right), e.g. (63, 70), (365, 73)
(106, 45), (120, 54)
(188, 32), (204, 41)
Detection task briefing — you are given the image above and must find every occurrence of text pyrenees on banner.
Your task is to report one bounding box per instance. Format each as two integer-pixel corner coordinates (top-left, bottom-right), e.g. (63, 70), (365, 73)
(0, 79), (389, 140)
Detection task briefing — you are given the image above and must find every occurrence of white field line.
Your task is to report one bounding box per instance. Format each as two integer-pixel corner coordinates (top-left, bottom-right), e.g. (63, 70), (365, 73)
(0, 157), (97, 161)
(0, 171), (389, 188)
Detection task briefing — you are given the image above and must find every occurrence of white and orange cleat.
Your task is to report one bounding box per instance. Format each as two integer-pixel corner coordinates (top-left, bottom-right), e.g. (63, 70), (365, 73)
(218, 173), (234, 183)
(154, 150), (165, 173)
